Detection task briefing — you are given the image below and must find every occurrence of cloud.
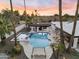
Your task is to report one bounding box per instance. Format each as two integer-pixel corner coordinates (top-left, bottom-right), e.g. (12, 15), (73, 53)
(0, 0), (78, 15)
(62, 0), (77, 15)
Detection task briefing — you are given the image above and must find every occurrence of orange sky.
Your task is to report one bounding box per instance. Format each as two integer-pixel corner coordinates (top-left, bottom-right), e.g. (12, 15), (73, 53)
(0, 0), (77, 16)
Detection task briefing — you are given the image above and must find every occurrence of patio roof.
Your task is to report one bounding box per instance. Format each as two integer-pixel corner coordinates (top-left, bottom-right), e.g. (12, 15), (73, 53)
(29, 23), (51, 27)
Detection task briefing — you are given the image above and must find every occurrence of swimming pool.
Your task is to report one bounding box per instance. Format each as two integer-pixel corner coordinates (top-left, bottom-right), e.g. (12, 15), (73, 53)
(29, 32), (49, 48)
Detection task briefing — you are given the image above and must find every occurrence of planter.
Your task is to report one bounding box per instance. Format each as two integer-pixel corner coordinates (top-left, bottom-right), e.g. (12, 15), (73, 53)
(12, 44), (22, 56)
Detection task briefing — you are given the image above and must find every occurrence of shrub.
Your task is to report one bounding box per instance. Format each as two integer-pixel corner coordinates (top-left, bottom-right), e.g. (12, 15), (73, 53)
(11, 44), (22, 57)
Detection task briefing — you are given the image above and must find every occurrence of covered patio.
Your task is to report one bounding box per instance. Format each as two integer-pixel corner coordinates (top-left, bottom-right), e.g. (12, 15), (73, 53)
(29, 23), (51, 32)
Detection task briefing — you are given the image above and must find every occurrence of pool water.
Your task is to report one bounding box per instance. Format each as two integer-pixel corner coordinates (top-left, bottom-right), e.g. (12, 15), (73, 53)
(30, 33), (48, 39)
(29, 32), (49, 48)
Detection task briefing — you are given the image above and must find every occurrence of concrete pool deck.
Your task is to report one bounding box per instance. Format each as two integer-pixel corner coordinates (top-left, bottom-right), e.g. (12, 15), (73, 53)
(11, 28), (56, 59)
(19, 41), (53, 59)
(10, 24), (59, 59)
(11, 32), (54, 59)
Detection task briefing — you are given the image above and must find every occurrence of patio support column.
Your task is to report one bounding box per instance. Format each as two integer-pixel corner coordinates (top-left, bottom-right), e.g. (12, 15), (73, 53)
(31, 27), (34, 32)
(72, 38), (78, 48)
(42, 27), (43, 30)
(37, 27), (39, 32)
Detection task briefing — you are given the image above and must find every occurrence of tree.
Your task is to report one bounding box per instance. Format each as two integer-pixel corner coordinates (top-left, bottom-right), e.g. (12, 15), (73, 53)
(14, 10), (19, 16)
(63, 14), (70, 18)
(1, 9), (12, 20)
(63, 14), (70, 21)
(0, 16), (12, 44)
(10, 0), (17, 46)
(53, 0), (65, 58)
(25, 14), (32, 29)
(26, 14), (32, 24)
(59, 0), (65, 45)
(51, 0), (65, 59)
(34, 10), (39, 23)
(54, 14), (59, 16)
(67, 0), (79, 52)
(1, 9), (20, 24)
(20, 11), (26, 21)
(54, 14), (59, 21)
(31, 12), (35, 23)
(14, 10), (20, 24)
(21, 11), (32, 24)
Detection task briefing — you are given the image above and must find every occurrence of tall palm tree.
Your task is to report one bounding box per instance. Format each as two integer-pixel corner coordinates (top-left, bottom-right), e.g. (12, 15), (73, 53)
(31, 12), (34, 23)
(23, 0), (29, 27)
(67, 0), (79, 52)
(59, 0), (64, 44)
(34, 10), (40, 23)
(10, 0), (17, 46)
(24, 0), (26, 13)
(23, 0), (32, 28)
(51, 0), (65, 59)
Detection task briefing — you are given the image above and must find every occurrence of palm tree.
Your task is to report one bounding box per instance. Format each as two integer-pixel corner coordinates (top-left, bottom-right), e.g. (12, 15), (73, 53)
(0, 16), (12, 44)
(59, 0), (64, 44)
(31, 12), (35, 23)
(10, 0), (17, 46)
(34, 10), (39, 23)
(67, 0), (79, 52)
(24, 0), (26, 13)
(23, 0), (29, 27)
(23, 0), (32, 29)
(51, 0), (65, 59)
(2, 9), (20, 25)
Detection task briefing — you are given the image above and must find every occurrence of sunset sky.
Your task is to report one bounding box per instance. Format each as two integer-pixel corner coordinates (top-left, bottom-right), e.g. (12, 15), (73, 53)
(0, 0), (77, 16)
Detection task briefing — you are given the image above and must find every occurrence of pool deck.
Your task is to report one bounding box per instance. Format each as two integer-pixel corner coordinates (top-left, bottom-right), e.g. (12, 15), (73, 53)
(8, 23), (79, 59)
(19, 41), (53, 59)
(3, 23), (60, 59)
(11, 31), (54, 59)
(17, 26), (59, 59)
(10, 26), (57, 59)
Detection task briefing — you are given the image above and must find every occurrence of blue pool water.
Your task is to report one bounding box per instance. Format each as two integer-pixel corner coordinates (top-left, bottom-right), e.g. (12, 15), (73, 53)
(29, 32), (49, 48)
